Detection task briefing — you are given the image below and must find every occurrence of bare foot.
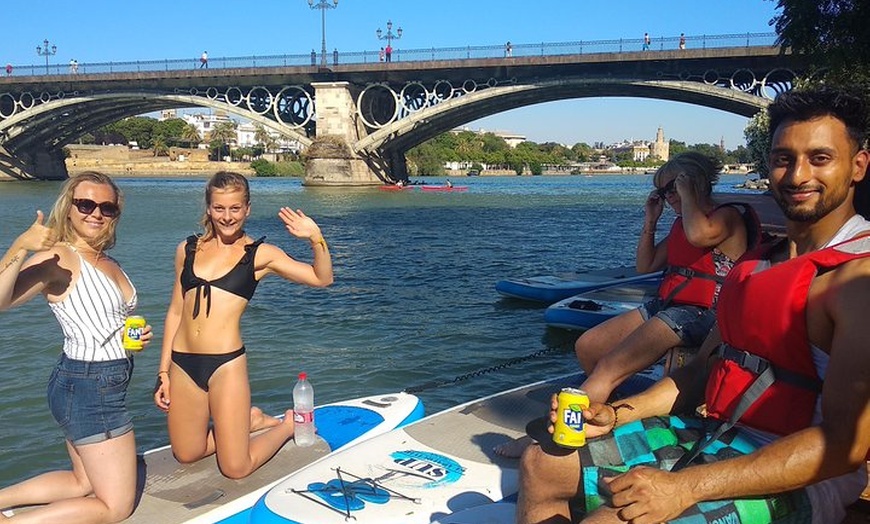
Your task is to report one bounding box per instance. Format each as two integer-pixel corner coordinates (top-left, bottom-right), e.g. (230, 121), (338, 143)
(282, 409), (296, 435)
(250, 406), (282, 432)
(493, 435), (535, 458)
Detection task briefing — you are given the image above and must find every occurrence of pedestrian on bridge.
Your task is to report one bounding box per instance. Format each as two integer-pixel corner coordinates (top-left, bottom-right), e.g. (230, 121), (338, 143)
(200, 51), (208, 69)
(4, 63), (11, 76)
(505, 41), (513, 57)
(679, 33), (686, 50)
(385, 44), (392, 62)
(378, 47), (385, 62)
(642, 32), (650, 51)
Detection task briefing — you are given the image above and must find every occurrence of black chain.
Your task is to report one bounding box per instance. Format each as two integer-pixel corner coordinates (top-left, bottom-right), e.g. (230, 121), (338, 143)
(403, 345), (565, 394)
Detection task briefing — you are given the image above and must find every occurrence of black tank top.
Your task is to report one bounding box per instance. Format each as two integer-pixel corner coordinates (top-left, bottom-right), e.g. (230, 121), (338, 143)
(180, 235), (265, 318)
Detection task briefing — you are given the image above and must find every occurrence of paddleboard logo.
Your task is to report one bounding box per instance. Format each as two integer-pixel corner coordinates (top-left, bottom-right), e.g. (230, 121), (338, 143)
(389, 450), (465, 488)
(306, 478), (390, 512)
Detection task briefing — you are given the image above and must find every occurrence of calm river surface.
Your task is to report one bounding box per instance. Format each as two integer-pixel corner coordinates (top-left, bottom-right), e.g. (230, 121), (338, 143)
(0, 173), (748, 486)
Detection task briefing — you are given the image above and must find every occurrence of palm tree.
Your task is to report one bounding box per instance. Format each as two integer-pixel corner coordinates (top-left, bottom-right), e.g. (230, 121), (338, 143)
(152, 136), (169, 157)
(181, 123), (201, 148)
(253, 123), (278, 155)
(208, 121), (238, 161)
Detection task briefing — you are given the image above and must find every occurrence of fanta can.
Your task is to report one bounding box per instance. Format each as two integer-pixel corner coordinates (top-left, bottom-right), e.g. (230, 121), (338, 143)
(553, 387), (589, 448)
(122, 316), (146, 351)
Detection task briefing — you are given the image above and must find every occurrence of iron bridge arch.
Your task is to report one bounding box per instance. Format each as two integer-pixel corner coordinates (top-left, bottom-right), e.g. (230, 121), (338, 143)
(353, 66), (797, 156)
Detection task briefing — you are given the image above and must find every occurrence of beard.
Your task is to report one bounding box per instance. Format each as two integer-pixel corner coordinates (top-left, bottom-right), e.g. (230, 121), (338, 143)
(772, 184), (850, 222)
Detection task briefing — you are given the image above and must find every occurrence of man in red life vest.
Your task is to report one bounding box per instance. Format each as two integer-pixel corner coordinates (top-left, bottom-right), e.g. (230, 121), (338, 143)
(517, 87), (870, 523)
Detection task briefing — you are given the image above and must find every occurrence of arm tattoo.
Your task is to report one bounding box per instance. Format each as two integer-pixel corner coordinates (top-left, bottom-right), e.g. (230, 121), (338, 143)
(0, 254), (21, 276)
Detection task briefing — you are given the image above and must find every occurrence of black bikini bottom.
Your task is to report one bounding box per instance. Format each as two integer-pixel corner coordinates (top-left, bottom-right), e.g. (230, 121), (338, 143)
(171, 347), (246, 392)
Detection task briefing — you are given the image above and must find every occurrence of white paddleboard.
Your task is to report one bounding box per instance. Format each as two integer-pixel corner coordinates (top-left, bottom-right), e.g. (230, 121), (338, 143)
(248, 371), (656, 523)
(127, 392), (423, 524)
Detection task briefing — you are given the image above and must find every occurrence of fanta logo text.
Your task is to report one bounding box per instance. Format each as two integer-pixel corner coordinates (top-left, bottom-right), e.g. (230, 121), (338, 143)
(563, 408), (584, 429)
(127, 327), (142, 340)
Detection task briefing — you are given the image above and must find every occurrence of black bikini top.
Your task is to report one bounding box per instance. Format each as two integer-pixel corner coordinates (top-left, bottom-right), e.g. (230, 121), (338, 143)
(180, 235), (265, 318)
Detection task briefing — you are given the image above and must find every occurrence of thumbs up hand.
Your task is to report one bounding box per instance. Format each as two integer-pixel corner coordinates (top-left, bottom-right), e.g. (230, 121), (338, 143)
(17, 211), (57, 252)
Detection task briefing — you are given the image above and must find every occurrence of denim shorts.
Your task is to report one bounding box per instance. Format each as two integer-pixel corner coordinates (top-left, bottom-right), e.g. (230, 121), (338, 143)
(47, 354), (134, 445)
(639, 297), (716, 347)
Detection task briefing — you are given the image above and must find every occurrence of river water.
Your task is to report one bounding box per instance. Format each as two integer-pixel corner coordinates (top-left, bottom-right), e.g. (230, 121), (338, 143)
(0, 174), (747, 486)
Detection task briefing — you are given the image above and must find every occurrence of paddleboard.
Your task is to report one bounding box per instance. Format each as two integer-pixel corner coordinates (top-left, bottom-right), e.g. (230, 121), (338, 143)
(496, 267), (662, 304)
(247, 371), (657, 523)
(431, 500), (517, 523)
(121, 392), (424, 524)
(543, 282), (659, 330)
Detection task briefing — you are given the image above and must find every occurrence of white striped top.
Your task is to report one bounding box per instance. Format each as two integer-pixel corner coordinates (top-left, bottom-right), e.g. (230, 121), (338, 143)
(49, 251), (137, 361)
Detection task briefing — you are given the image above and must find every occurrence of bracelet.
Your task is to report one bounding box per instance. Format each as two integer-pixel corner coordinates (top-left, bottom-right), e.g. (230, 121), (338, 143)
(157, 370), (169, 376)
(606, 402), (635, 429)
(310, 237), (327, 249)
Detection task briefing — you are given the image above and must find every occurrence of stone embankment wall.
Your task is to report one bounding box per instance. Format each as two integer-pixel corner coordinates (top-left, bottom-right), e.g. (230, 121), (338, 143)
(65, 145), (254, 177)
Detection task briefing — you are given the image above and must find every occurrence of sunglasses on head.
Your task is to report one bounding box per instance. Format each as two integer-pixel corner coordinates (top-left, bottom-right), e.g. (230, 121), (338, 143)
(72, 198), (120, 218)
(656, 180), (677, 198)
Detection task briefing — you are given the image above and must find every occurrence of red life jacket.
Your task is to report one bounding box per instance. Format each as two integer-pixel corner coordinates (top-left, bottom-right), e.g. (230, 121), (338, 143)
(706, 235), (870, 436)
(657, 203), (761, 308)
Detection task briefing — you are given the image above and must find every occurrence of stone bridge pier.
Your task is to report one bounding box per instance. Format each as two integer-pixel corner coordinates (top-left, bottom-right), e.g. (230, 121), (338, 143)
(0, 145), (67, 181)
(304, 81), (393, 186)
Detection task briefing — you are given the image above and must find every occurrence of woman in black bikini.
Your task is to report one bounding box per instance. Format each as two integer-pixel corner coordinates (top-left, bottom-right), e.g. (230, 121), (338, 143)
(153, 172), (333, 479)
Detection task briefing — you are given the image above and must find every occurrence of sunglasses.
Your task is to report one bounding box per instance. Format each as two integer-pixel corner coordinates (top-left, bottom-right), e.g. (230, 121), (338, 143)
(656, 180), (677, 199)
(72, 198), (120, 218)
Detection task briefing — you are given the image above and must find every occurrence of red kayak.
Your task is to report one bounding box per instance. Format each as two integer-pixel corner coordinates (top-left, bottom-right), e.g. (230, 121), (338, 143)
(378, 185), (416, 191)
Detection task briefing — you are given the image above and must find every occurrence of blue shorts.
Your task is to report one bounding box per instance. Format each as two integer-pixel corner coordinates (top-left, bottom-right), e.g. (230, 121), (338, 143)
(639, 297), (716, 347)
(47, 354), (134, 445)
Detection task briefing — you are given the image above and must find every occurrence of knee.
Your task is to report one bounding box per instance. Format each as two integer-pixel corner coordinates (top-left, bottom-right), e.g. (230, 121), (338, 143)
(172, 447), (205, 465)
(217, 462), (253, 480)
(575, 330), (600, 373)
(106, 500), (135, 523)
(518, 444), (552, 487)
(215, 454), (255, 479)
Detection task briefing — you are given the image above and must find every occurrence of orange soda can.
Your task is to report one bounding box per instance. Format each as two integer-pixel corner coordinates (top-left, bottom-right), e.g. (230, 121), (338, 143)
(553, 387), (590, 448)
(122, 316), (146, 351)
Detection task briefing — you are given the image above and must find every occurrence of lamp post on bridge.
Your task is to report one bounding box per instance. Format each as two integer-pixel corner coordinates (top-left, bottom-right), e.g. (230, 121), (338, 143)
(36, 39), (57, 75)
(376, 20), (402, 60)
(308, 0), (338, 68)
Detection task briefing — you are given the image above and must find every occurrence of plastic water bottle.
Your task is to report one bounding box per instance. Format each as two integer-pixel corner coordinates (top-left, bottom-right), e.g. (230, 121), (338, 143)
(292, 372), (316, 447)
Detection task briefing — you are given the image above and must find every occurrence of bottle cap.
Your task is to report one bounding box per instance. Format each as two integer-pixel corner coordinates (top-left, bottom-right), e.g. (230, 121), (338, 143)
(298, 372), (307, 380)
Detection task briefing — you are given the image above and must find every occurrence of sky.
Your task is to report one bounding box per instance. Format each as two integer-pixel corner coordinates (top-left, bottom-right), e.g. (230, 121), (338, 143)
(1, 1), (781, 150)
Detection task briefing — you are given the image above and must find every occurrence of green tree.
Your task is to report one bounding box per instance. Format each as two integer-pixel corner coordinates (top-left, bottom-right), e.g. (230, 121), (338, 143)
(181, 123), (201, 148)
(208, 121), (237, 160)
(254, 123), (279, 154)
(744, 109), (771, 178)
(100, 116), (157, 148)
(153, 118), (186, 147)
(770, 0), (870, 89)
(151, 136), (169, 157)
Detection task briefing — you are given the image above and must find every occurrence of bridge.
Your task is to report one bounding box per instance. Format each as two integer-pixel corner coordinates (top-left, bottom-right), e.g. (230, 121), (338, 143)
(0, 32), (803, 184)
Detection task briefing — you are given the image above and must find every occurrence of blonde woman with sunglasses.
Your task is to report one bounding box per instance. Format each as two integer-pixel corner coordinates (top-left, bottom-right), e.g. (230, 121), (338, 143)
(0, 171), (153, 523)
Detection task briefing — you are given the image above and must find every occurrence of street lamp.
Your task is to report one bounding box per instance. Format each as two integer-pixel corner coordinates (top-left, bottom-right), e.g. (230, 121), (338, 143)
(36, 39), (57, 75)
(376, 20), (403, 48)
(308, 0), (338, 68)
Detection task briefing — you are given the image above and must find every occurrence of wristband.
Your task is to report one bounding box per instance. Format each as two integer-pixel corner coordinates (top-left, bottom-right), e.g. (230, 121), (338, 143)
(311, 237), (327, 249)
(606, 402), (635, 429)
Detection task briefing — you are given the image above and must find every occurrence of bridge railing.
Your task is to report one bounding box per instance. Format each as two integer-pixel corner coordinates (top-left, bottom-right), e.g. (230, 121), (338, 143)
(6, 32), (777, 77)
